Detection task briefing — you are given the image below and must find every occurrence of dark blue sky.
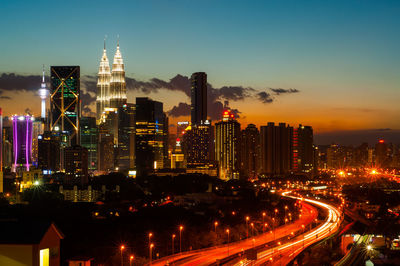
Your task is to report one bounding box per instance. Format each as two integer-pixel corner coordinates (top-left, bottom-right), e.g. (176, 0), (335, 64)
(1, 0), (400, 140)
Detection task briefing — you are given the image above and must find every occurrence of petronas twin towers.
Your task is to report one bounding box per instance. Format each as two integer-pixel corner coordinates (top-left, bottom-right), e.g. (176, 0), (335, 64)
(96, 40), (127, 124)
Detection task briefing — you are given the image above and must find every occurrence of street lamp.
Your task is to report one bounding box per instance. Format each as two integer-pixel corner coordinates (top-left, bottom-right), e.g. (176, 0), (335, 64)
(262, 212), (266, 229)
(120, 245), (125, 266)
(301, 224), (305, 248)
(148, 233), (153, 246)
(149, 243), (154, 265)
(226, 229), (230, 256)
(129, 255), (134, 266)
(250, 223), (254, 237)
(245, 216), (250, 238)
(179, 225), (183, 253)
(172, 234), (176, 255)
(214, 221), (219, 233)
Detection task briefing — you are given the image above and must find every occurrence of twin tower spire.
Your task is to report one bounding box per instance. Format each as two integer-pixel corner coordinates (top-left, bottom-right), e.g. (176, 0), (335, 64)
(96, 38), (127, 124)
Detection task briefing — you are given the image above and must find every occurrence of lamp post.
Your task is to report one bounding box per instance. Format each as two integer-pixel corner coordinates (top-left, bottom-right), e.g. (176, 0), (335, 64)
(226, 229), (230, 256)
(245, 216), (250, 238)
(179, 226), (183, 253)
(120, 245), (125, 266)
(172, 234), (176, 255)
(129, 255), (134, 266)
(262, 212), (266, 232)
(250, 223), (254, 237)
(284, 206), (288, 224)
(149, 243), (154, 265)
(214, 221), (218, 233)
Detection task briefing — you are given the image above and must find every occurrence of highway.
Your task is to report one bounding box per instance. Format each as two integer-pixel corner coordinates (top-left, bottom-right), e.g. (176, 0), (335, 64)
(238, 193), (342, 265)
(151, 195), (318, 266)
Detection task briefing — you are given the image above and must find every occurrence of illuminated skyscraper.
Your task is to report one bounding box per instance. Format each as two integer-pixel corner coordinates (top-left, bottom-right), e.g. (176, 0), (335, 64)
(80, 117), (98, 171)
(240, 124), (260, 179)
(64, 145), (88, 185)
(215, 110), (241, 180)
(182, 121), (212, 168)
(293, 125), (314, 174)
(38, 66), (49, 119)
(117, 103), (135, 172)
(135, 97), (168, 175)
(12, 115), (34, 173)
(96, 40), (111, 124)
(191, 72), (207, 125)
(110, 41), (127, 108)
(50, 66), (81, 145)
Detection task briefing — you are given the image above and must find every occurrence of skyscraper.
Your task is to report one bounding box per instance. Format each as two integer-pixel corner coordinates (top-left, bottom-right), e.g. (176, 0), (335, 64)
(135, 97), (168, 175)
(80, 117), (98, 171)
(12, 115), (34, 173)
(98, 130), (115, 172)
(294, 125), (314, 174)
(240, 124), (260, 179)
(182, 121), (212, 168)
(215, 110), (241, 180)
(96, 41), (111, 124)
(110, 41), (127, 108)
(38, 131), (60, 173)
(375, 139), (388, 168)
(38, 66), (49, 119)
(117, 103), (135, 172)
(50, 66), (81, 145)
(64, 145), (88, 185)
(260, 122), (293, 176)
(191, 72), (207, 125)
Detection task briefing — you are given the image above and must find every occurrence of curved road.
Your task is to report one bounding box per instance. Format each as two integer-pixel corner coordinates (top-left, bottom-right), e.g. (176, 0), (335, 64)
(152, 197), (318, 266)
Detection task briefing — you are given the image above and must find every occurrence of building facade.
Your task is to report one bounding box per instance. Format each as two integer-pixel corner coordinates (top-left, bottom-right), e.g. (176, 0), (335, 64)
(215, 110), (241, 180)
(96, 42), (111, 124)
(240, 124), (260, 179)
(50, 66), (81, 145)
(190, 72), (207, 125)
(12, 115), (33, 173)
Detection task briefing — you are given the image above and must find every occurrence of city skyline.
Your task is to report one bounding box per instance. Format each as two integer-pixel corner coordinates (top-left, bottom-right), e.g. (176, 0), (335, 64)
(1, 0), (400, 145)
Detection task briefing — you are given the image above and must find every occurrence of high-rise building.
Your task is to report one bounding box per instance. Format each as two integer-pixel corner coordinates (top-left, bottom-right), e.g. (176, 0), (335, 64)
(293, 125), (314, 174)
(182, 121), (212, 168)
(117, 103), (135, 172)
(31, 119), (44, 167)
(240, 124), (260, 179)
(98, 132), (114, 172)
(100, 108), (119, 145)
(215, 110), (241, 180)
(375, 139), (389, 168)
(50, 66), (81, 145)
(0, 109), (2, 193)
(191, 72), (207, 125)
(2, 125), (13, 170)
(110, 42), (127, 108)
(38, 131), (60, 173)
(96, 41), (111, 124)
(12, 115), (34, 173)
(135, 97), (168, 176)
(80, 117), (98, 171)
(64, 145), (88, 185)
(38, 65), (49, 119)
(260, 122), (293, 176)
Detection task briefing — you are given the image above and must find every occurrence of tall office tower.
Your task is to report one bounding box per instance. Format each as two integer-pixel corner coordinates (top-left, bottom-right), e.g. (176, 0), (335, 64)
(38, 131), (60, 172)
(64, 145), (88, 185)
(101, 108), (119, 145)
(2, 125), (13, 170)
(110, 42), (127, 108)
(96, 41), (111, 124)
(12, 115), (34, 173)
(293, 125), (314, 174)
(354, 143), (369, 167)
(50, 66), (81, 145)
(80, 117), (98, 171)
(215, 110), (241, 180)
(191, 72), (207, 125)
(375, 139), (389, 168)
(31, 119), (44, 167)
(117, 103), (135, 172)
(240, 124), (260, 179)
(98, 128), (115, 172)
(260, 122), (293, 176)
(135, 97), (167, 176)
(182, 121), (212, 168)
(38, 66), (49, 119)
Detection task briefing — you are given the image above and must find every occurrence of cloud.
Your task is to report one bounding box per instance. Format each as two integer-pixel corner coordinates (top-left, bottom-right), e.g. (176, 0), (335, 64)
(0, 96), (11, 100)
(168, 102), (191, 117)
(256, 91), (273, 103)
(270, 88), (299, 95)
(0, 72), (300, 119)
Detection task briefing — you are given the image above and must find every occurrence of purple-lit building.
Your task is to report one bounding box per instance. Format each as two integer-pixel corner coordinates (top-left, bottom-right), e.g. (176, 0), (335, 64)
(12, 115), (33, 173)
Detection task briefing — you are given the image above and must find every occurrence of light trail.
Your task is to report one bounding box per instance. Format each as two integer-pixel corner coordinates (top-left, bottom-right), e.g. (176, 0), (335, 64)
(237, 192), (342, 265)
